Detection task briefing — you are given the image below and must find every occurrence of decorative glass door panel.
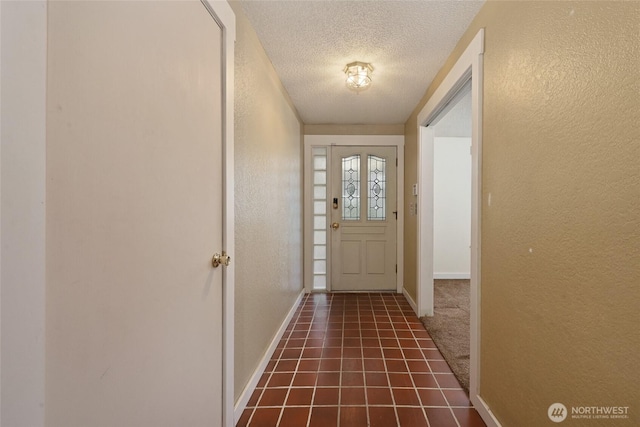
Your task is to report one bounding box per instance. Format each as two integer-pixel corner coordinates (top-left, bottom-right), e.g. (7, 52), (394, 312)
(368, 155), (387, 221)
(342, 155), (361, 220)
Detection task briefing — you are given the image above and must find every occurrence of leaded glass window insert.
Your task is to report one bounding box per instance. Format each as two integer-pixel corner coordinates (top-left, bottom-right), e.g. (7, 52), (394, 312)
(342, 155), (360, 220)
(368, 155), (386, 221)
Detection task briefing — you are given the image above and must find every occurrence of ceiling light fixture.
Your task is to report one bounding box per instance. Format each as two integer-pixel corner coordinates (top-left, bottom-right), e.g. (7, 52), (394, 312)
(344, 61), (374, 91)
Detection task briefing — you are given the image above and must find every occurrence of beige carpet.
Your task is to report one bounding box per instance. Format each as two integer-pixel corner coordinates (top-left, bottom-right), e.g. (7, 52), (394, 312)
(420, 279), (470, 393)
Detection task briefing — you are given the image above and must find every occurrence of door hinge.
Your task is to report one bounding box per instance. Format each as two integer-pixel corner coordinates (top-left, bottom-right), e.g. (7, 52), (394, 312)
(395, 264), (397, 273)
(396, 157), (398, 166)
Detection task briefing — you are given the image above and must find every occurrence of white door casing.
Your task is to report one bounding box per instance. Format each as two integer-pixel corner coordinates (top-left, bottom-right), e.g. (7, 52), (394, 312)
(330, 146), (397, 291)
(416, 29), (497, 426)
(44, 1), (235, 426)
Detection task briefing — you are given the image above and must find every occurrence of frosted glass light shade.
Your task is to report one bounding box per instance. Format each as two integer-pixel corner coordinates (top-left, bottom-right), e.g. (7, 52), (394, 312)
(344, 61), (373, 91)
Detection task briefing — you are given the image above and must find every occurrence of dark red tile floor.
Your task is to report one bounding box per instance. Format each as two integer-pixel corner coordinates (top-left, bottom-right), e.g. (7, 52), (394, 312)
(237, 293), (486, 427)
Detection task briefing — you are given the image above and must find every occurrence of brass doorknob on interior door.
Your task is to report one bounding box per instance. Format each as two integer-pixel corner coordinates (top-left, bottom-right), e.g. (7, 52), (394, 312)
(331, 222), (340, 230)
(212, 252), (231, 268)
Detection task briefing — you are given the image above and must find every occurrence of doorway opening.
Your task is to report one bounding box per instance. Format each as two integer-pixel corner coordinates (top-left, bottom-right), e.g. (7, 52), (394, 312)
(422, 81), (472, 392)
(416, 29), (490, 421)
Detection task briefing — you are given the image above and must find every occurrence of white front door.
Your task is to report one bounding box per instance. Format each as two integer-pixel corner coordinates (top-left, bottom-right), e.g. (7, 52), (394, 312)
(45, 1), (229, 425)
(330, 146), (397, 291)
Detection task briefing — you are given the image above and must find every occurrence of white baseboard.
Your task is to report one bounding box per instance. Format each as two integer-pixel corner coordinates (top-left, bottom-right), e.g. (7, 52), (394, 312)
(234, 289), (305, 424)
(433, 273), (471, 279)
(471, 394), (502, 427)
(402, 287), (418, 316)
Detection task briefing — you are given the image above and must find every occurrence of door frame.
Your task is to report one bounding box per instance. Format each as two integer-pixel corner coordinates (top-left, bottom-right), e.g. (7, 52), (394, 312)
(416, 29), (492, 421)
(0, 1), (236, 425)
(201, 1), (236, 426)
(304, 135), (405, 294)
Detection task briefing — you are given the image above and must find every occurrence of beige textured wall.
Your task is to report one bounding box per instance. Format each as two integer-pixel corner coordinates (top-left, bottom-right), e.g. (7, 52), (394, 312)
(230, 2), (304, 402)
(405, 2), (639, 425)
(304, 124), (404, 135)
(403, 120), (419, 299)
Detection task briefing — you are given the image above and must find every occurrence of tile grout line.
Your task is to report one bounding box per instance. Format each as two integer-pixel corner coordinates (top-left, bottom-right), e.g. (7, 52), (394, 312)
(274, 295), (306, 427)
(304, 294), (323, 427)
(361, 295), (371, 427)
(253, 404), (452, 408)
(286, 295), (318, 426)
(337, 294), (346, 427)
(400, 293), (469, 427)
(410, 291), (463, 427)
(240, 293), (484, 427)
(247, 298), (304, 427)
(396, 294), (433, 427)
(378, 294), (402, 427)
(391, 295), (412, 427)
(247, 298), (300, 426)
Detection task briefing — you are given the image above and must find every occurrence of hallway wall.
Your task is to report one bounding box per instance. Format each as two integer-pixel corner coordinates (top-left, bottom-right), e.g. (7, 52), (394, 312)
(230, 2), (304, 403)
(433, 137), (471, 278)
(304, 124), (404, 136)
(404, 2), (639, 425)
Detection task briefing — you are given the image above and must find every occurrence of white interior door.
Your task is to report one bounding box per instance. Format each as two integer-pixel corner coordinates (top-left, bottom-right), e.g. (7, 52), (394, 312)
(45, 1), (227, 425)
(330, 146), (397, 291)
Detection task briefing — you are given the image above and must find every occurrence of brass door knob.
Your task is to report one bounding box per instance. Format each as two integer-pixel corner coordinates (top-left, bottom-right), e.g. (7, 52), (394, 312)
(212, 252), (231, 268)
(331, 222), (340, 230)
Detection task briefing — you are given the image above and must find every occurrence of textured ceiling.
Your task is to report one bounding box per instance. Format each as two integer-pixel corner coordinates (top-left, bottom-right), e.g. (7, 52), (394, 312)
(238, 0), (484, 125)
